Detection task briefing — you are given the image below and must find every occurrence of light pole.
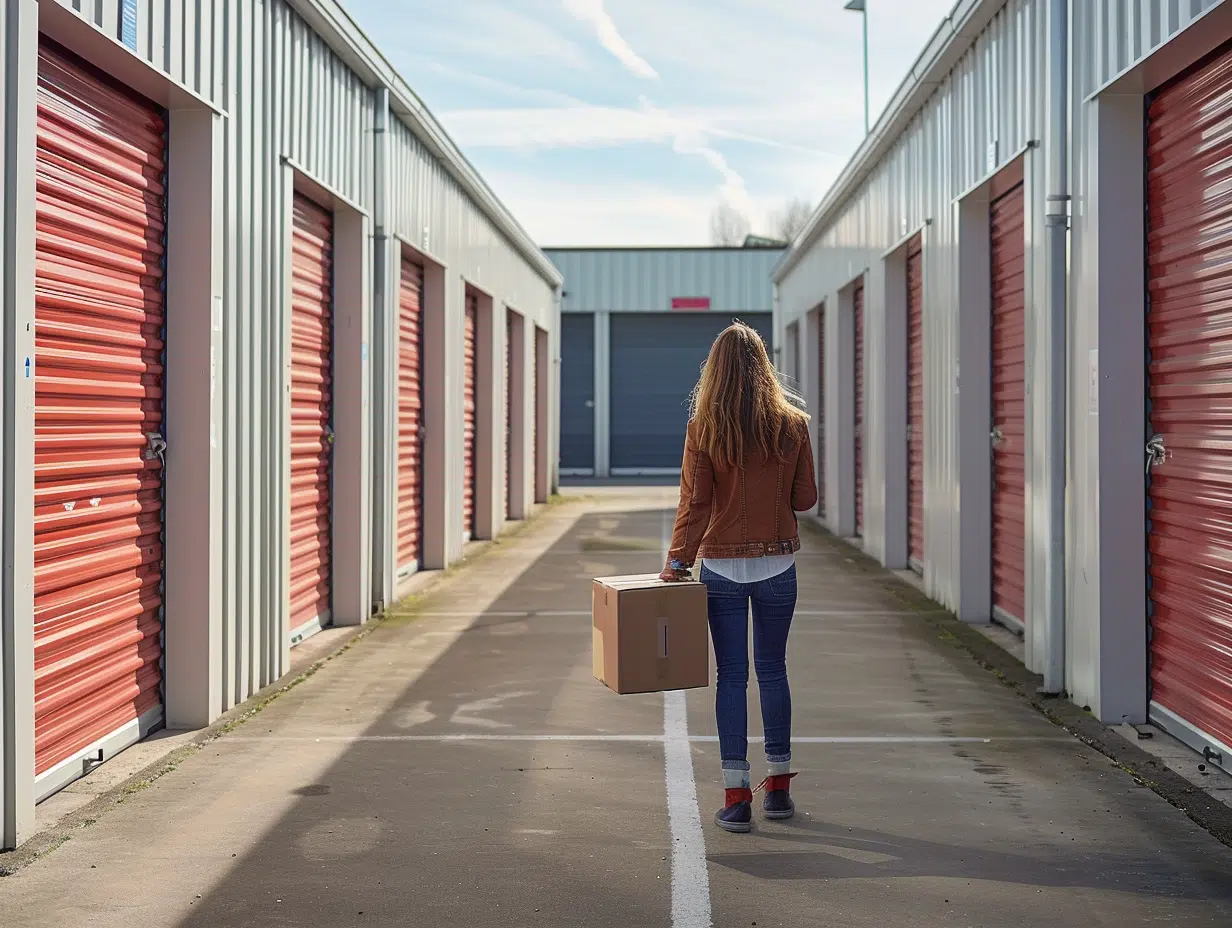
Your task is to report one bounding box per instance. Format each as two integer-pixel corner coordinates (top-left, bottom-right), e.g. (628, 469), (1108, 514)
(844, 0), (869, 136)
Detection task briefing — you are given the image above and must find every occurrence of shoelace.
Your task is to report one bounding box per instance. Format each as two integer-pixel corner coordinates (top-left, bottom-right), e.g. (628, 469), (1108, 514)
(753, 772), (798, 794)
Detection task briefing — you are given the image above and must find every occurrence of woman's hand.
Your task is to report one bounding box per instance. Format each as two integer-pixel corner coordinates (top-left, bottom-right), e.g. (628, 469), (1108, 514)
(659, 563), (691, 583)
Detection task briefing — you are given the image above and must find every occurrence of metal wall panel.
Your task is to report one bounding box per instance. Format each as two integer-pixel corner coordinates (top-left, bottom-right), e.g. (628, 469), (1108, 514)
(559, 313), (595, 471)
(546, 248), (782, 315)
(609, 312), (772, 471)
(51, 0), (223, 103)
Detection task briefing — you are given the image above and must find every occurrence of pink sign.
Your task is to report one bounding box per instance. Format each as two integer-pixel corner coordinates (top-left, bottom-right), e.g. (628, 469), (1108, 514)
(671, 297), (711, 311)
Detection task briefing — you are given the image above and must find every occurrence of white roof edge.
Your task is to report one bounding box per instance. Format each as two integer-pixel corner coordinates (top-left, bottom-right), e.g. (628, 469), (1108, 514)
(772, 0), (1008, 284)
(285, 0), (564, 290)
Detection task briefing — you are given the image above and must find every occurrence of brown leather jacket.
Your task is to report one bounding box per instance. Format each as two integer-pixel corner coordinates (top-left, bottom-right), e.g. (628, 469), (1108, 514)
(667, 420), (818, 567)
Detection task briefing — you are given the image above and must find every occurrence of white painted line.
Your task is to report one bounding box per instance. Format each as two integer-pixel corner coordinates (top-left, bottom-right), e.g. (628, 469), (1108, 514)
(664, 689), (712, 928)
(793, 610), (949, 616)
(226, 734), (665, 743)
(410, 609), (950, 619)
(223, 733), (1073, 744)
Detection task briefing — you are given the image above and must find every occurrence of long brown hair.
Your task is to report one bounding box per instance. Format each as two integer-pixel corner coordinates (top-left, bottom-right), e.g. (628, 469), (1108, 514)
(689, 320), (810, 471)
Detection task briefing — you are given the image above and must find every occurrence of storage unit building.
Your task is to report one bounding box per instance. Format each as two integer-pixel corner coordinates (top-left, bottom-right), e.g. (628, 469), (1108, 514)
(772, 0), (1232, 774)
(1, 0), (561, 850)
(547, 247), (783, 477)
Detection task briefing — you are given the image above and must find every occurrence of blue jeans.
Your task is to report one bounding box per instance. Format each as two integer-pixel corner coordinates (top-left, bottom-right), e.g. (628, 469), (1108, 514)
(701, 562), (797, 789)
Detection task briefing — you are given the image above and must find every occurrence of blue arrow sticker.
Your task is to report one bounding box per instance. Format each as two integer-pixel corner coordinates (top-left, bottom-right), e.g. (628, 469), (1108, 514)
(24, 357), (31, 378)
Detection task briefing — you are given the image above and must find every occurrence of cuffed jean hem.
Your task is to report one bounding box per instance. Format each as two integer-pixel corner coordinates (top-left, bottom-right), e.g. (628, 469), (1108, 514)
(767, 753), (792, 776)
(722, 759), (751, 789)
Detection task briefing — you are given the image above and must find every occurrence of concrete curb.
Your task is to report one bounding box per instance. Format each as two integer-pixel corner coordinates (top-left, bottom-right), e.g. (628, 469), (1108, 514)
(799, 519), (1232, 851)
(0, 495), (586, 876)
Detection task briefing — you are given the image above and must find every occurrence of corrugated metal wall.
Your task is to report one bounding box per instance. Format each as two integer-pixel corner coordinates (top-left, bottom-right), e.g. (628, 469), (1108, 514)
(778, 0), (1045, 614)
(547, 248), (782, 314)
(385, 118), (557, 566)
(775, 0), (1222, 708)
(40, 0), (557, 712)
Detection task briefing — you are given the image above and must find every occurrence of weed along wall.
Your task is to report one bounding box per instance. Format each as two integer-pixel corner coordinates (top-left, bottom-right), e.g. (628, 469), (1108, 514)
(0, 0), (561, 850)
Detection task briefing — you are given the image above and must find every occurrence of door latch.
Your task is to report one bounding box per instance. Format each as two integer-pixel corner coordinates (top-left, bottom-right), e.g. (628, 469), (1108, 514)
(1145, 434), (1167, 474)
(144, 431), (167, 465)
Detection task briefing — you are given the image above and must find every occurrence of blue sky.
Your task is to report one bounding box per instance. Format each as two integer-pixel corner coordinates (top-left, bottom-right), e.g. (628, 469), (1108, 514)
(342, 0), (957, 246)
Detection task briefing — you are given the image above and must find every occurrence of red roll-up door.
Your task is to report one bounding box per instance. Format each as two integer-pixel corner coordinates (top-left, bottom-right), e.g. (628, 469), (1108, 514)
(505, 311), (513, 520)
(853, 281), (865, 537)
(990, 183), (1027, 627)
(1146, 44), (1232, 761)
(817, 306), (826, 519)
(906, 236), (925, 569)
(288, 193), (333, 638)
(463, 295), (477, 537)
(33, 43), (168, 777)
(532, 328), (541, 504)
(397, 257), (424, 573)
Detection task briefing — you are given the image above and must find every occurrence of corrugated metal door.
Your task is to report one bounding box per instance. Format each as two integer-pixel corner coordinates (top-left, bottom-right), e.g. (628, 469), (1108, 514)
(1146, 45), (1232, 764)
(33, 44), (168, 777)
(463, 294), (477, 537)
(817, 307), (826, 519)
(397, 257), (424, 575)
(532, 329), (540, 502)
(906, 237), (924, 568)
(990, 184), (1027, 627)
(609, 312), (773, 471)
(505, 311), (513, 519)
(853, 282), (865, 537)
(560, 313), (595, 472)
(288, 193), (334, 639)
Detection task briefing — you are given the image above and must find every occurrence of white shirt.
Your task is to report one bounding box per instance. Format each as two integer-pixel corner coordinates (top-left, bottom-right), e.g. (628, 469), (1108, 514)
(702, 553), (795, 584)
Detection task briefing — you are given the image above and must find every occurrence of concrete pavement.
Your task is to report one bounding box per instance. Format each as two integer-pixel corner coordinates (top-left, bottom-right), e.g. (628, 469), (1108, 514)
(1, 488), (1230, 927)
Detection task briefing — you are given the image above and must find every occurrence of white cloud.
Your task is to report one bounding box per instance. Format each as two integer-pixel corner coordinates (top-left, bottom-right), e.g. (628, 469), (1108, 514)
(561, 0), (659, 79)
(483, 171), (747, 246)
(347, 0), (959, 244)
(442, 97), (763, 214)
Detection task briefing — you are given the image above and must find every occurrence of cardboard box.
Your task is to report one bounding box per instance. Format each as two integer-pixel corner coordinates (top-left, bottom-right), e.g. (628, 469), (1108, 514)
(591, 574), (710, 695)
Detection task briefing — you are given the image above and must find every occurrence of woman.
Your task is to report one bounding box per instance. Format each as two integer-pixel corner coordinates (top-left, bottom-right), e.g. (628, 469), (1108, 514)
(659, 320), (817, 834)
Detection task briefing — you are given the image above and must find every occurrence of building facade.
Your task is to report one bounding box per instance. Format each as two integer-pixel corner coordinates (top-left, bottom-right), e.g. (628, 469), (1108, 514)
(775, 0), (1232, 774)
(0, 0), (561, 849)
(548, 247), (783, 477)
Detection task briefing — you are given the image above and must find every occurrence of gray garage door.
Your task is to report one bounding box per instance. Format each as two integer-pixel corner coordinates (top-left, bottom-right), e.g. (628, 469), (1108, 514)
(610, 312), (772, 472)
(559, 313), (595, 472)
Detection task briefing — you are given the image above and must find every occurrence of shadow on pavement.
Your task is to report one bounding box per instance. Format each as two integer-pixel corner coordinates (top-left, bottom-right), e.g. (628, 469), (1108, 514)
(170, 505), (1232, 927)
(709, 817), (1232, 896)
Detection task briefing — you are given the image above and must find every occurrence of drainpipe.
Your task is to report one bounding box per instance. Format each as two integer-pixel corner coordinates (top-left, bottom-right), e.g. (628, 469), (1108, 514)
(371, 86), (392, 611)
(1041, 0), (1069, 695)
